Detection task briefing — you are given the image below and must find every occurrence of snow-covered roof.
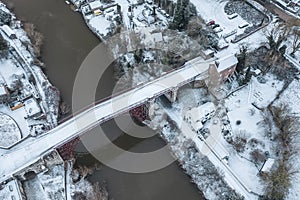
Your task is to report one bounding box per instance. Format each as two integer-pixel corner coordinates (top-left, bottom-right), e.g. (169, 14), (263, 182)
(185, 102), (215, 130)
(253, 69), (261, 75)
(24, 98), (41, 117)
(1, 24), (15, 37)
(202, 49), (214, 56)
(152, 32), (163, 43)
(216, 54), (238, 73)
(261, 158), (275, 172)
(89, 0), (102, 10)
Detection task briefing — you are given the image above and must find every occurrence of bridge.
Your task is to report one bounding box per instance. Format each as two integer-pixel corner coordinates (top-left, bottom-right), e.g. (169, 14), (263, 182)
(0, 57), (215, 183)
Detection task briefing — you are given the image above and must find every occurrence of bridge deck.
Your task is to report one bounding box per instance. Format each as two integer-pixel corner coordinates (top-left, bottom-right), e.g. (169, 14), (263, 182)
(0, 58), (212, 183)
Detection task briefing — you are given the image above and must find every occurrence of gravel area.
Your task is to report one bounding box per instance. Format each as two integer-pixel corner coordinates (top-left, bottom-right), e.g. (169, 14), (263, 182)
(225, 0), (265, 25)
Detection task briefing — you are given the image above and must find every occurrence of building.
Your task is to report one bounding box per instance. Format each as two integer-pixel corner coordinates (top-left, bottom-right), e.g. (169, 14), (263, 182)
(1, 25), (17, 39)
(184, 102), (216, 132)
(260, 158), (275, 173)
(215, 54), (238, 81)
(24, 98), (41, 118)
(89, 0), (102, 10)
(89, 0), (102, 16)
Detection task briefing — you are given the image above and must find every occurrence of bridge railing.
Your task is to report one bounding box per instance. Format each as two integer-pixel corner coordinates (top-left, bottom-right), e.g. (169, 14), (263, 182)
(58, 57), (212, 125)
(7, 58), (212, 153)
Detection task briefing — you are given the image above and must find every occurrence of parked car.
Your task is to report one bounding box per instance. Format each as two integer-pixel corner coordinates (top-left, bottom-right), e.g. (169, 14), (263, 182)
(238, 22), (249, 29)
(207, 20), (215, 26)
(228, 13), (238, 19)
(213, 27), (223, 33)
(212, 24), (220, 29)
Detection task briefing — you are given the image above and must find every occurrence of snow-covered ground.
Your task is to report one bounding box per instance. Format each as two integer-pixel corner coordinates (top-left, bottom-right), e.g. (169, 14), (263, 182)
(191, 0), (272, 59)
(226, 74), (284, 110)
(148, 69), (290, 199)
(150, 90), (248, 199)
(21, 151), (108, 200)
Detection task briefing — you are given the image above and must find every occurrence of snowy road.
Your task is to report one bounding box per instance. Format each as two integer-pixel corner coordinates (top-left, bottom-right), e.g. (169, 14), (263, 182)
(0, 57), (212, 183)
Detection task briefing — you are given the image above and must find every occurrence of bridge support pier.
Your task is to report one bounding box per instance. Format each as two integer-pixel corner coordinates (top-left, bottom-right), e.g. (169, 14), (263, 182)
(164, 87), (178, 103)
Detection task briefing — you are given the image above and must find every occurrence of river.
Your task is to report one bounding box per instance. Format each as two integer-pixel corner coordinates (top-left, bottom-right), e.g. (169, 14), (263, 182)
(3, 0), (205, 199)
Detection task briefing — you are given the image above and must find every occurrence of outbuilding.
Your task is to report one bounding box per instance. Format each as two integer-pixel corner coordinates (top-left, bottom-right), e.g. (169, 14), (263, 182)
(260, 158), (275, 173)
(89, 0), (102, 11)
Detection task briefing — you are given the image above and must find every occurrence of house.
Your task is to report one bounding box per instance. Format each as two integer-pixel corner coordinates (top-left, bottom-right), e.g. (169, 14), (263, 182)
(24, 98), (41, 118)
(89, 0), (102, 16)
(184, 109), (204, 131)
(89, 0), (102, 10)
(184, 102), (216, 132)
(1, 25), (17, 39)
(215, 54), (238, 81)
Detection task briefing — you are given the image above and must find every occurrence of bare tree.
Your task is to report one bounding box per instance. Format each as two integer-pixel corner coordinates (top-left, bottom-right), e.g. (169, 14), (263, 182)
(261, 104), (300, 200)
(291, 29), (300, 55)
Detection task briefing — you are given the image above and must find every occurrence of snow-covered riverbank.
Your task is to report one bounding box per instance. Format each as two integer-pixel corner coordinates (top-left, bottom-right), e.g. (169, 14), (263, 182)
(0, 2), (60, 148)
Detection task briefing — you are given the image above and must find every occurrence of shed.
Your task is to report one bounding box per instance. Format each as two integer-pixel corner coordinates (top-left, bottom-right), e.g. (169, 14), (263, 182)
(89, 0), (102, 11)
(24, 98), (41, 118)
(260, 158), (275, 173)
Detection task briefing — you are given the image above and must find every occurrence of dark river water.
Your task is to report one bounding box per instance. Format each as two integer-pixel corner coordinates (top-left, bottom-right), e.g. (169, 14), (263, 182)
(3, 0), (205, 199)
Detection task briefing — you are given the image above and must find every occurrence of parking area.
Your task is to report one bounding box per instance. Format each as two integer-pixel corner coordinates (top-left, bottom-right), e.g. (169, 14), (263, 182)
(191, 0), (269, 52)
(192, 0), (249, 40)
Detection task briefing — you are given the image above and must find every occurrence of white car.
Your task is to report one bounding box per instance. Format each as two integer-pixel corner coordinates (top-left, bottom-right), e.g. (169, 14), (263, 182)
(213, 27), (223, 33)
(238, 22), (249, 29)
(228, 13), (238, 19)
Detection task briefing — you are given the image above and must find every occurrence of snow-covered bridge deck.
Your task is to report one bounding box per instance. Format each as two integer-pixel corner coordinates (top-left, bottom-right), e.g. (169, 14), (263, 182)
(0, 57), (212, 183)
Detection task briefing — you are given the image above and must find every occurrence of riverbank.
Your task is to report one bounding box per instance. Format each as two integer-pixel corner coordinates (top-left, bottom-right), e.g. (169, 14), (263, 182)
(0, 2), (60, 148)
